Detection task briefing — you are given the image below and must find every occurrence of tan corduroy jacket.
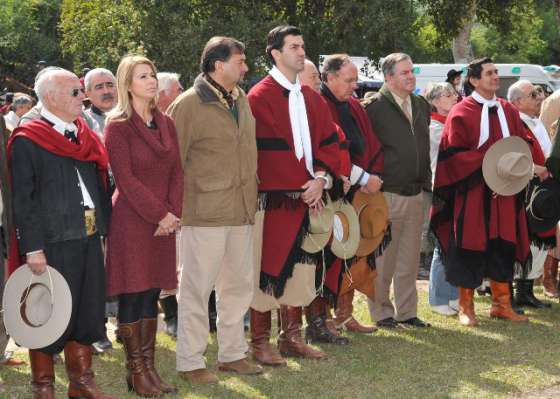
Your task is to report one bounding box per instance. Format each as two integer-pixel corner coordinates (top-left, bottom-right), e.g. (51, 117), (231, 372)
(168, 74), (258, 227)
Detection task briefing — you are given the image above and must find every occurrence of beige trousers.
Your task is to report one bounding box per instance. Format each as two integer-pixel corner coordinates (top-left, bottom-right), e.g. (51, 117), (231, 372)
(176, 225), (254, 371)
(368, 192), (424, 322)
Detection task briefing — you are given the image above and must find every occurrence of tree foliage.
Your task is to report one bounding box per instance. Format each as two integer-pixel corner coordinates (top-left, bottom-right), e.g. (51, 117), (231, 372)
(0, 0), (64, 84)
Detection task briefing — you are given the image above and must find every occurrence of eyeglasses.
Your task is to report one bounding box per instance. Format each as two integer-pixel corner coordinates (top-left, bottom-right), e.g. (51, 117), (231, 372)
(70, 88), (85, 97)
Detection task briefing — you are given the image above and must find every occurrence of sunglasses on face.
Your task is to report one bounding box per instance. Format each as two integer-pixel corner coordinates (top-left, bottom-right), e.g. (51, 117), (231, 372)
(70, 88), (85, 97)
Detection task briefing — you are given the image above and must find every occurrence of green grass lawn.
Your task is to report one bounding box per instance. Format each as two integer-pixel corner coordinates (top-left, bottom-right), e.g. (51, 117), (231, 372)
(2, 288), (559, 399)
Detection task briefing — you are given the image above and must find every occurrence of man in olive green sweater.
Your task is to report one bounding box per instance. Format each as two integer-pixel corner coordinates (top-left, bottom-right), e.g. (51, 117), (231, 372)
(363, 53), (432, 329)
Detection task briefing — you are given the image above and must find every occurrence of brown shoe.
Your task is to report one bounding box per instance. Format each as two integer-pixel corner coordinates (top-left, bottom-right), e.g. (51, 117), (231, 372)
(458, 287), (478, 327)
(334, 290), (376, 333)
(543, 255), (560, 298)
(249, 309), (286, 367)
(489, 280), (529, 322)
(29, 350), (55, 399)
(140, 318), (177, 394)
(64, 341), (114, 399)
(218, 358), (263, 375)
(278, 305), (327, 360)
(119, 321), (163, 397)
(179, 368), (219, 385)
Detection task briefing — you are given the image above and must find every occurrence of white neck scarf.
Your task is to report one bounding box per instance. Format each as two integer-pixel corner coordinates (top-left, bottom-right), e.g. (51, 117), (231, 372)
(269, 66), (314, 176)
(520, 112), (552, 157)
(472, 91), (510, 148)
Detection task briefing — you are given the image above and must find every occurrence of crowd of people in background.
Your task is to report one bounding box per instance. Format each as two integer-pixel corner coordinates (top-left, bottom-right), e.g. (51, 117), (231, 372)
(1, 23), (560, 398)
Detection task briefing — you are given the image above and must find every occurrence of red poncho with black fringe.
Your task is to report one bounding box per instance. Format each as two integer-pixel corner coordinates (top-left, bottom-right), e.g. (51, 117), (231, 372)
(248, 75), (340, 298)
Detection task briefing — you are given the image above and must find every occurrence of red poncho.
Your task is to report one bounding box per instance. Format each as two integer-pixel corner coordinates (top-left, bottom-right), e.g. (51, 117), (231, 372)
(248, 76), (341, 297)
(431, 96), (532, 265)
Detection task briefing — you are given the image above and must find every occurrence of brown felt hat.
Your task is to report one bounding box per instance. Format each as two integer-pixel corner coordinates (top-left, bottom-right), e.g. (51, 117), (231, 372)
(330, 199), (360, 260)
(352, 191), (390, 257)
(482, 136), (533, 196)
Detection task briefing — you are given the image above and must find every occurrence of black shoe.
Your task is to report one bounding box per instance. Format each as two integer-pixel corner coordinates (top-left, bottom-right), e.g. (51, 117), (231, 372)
(476, 285), (492, 296)
(397, 317), (431, 328)
(514, 279), (552, 309)
(376, 317), (398, 329)
(91, 337), (113, 355)
(305, 315), (350, 345)
(165, 317), (178, 338)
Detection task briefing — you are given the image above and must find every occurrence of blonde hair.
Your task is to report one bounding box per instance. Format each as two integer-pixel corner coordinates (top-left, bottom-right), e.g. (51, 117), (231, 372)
(106, 54), (158, 123)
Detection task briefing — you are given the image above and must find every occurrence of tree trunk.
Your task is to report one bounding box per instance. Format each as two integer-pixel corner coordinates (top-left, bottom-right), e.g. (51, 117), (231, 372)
(452, 1), (477, 63)
(555, 0), (560, 25)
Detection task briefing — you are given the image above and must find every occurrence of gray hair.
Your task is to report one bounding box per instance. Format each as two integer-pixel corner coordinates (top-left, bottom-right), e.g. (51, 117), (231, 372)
(84, 68), (115, 91)
(320, 54), (352, 82)
(12, 93), (33, 107)
(507, 79), (533, 102)
(424, 82), (455, 105)
(35, 68), (72, 103)
(157, 72), (181, 94)
(381, 53), (412, 77)
(34, 66), (62, 85)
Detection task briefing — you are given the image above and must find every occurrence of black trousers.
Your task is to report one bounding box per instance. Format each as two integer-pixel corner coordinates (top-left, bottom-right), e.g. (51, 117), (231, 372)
(40, 234), (106, 354)
(444, 238), (516, 289)
(118, 288), (161, 324)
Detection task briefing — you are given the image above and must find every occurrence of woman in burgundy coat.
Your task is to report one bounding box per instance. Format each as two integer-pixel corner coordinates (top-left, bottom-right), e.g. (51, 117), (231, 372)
(104, 55), (183, 397)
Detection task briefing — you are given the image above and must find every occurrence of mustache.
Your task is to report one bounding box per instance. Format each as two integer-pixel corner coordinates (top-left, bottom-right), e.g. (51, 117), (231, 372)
(101, 93), (115, 101)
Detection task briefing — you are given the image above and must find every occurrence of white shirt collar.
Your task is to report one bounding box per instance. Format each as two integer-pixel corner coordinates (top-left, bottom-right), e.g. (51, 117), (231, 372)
(40, 107), (77, 135)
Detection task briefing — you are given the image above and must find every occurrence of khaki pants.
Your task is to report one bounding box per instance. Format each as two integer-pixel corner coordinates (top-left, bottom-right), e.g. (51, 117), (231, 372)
(176, 225), (254, 371)
(368, 192), (424, 322)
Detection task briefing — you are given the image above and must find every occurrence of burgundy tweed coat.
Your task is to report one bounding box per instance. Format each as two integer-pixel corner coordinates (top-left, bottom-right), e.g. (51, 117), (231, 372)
(104, 109), (183, 295)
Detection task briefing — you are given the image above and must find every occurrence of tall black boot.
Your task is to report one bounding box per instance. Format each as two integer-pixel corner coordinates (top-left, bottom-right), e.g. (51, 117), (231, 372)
(514, 279), (551, 309)
(159, 295), (178, 338)
(509, 282), (525, 315)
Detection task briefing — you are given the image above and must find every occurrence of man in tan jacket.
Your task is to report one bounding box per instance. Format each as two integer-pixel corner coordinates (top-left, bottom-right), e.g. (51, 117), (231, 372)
(169, 36), (261, 384)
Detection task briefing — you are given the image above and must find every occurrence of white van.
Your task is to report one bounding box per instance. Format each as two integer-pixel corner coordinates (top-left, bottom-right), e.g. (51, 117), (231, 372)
(413, 63), (557, 97)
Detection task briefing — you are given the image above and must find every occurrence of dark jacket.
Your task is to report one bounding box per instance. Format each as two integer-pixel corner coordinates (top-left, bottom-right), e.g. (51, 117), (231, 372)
(10, 137), (111, 253)
(364, 85), (431, 196)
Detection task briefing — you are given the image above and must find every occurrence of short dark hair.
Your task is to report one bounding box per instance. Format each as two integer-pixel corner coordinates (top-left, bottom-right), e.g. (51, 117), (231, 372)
(464, 57), (493, 96)
(266, 25), (302, 65)
(320, 54), (352, 82)
(200, 36), (245, 74)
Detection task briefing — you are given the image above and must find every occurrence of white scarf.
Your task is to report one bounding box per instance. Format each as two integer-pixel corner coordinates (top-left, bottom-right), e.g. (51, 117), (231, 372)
(269, 66), (314, 176)
(520, 112), (552, 157)
(472, 91), (510, 148)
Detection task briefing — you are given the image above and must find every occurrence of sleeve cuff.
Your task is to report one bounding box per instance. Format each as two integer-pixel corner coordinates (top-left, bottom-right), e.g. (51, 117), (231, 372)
(350, 165), (370, 186)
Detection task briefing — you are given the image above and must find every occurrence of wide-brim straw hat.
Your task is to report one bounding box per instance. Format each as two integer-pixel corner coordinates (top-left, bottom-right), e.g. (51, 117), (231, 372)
(2, 265), (72, 349)
(352, 191), (389, 257)
(330, 199), (361, 259)
(482, 136), (533, 196)
(301, 197), (335, 254)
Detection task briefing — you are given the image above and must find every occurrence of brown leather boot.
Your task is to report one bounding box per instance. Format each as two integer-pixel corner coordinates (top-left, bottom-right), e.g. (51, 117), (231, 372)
(458, 287), (478, 327)
(305, 297), (349, 345)
(64, 341), (114, 399)
(334, 289), (376, 333)
(140, 318), (177, 394)
(277, 305), (327, 360)
(325, 307), (338, 336)
(249, 309), (286, 366)
(119, 320), (163, 397)
(489, 280), (529, 322)
(29, 350), (55, 399)
(543, 255), (560, 298)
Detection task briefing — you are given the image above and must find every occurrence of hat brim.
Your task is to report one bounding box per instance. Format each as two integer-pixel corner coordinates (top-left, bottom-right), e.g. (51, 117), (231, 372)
(301, 231), (332, 254)
(330, 201), (361, 259)
(527, 178), (560, 233)
(352, 192), (389, 257)
(482, 136), (533, 196)
(3, 265), (72, 349)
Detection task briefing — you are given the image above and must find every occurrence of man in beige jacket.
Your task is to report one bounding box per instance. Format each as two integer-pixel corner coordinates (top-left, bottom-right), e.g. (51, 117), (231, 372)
(169, 36), (261, 384)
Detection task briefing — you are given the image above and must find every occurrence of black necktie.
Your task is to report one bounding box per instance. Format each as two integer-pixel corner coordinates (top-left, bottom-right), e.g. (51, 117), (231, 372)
(64, 129), (78, 144)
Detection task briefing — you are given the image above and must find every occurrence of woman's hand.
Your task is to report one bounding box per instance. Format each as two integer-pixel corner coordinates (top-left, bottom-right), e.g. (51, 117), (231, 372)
(155, 212), (180, 236)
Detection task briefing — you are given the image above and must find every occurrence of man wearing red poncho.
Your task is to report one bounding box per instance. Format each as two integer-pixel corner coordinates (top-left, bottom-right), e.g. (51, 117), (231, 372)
(431, 58), (543, 326)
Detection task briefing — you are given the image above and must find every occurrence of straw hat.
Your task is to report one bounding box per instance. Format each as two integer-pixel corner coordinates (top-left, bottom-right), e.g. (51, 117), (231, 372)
(330, 199), (360, 259)
(301, 198), (335, 254)
(352, 191), (390, 257)
(482, 136), (533, 196)
(2, 265), (72, 349)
